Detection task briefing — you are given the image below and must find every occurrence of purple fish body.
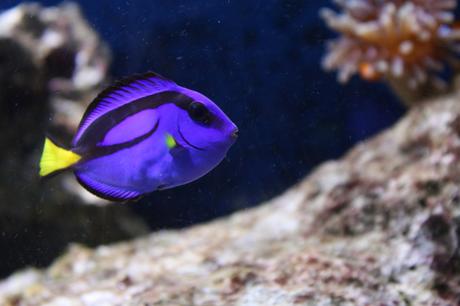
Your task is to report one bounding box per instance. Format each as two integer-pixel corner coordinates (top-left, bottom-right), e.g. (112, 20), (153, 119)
(52, 72), (238, 201)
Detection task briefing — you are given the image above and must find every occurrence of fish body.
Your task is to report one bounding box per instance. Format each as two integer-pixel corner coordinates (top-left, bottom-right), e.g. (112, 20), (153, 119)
(40, 72), (238, 201)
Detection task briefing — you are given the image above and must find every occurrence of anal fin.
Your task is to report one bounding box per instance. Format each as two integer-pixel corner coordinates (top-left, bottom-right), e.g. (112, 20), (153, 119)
(75, 171), (142, 202)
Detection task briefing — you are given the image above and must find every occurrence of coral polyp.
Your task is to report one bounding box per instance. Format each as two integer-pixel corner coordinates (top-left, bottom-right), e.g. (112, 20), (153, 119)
(321, 0), (460, 99)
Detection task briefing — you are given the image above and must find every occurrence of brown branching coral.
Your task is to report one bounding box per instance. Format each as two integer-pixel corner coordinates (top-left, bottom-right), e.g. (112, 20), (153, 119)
(321, 0), (460, 105)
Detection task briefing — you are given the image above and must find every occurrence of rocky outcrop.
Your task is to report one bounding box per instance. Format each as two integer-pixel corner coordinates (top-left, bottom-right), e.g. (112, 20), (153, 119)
(0, 3), (147, 277)
(3, 87), (460, 304)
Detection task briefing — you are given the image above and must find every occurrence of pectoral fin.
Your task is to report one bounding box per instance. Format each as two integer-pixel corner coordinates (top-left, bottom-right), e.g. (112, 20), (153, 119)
(165, 133), (186, 156)
(165, 133), (177, 149)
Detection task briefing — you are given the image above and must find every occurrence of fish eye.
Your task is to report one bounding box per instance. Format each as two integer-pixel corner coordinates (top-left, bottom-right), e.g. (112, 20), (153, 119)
(188, 102), (211, 124)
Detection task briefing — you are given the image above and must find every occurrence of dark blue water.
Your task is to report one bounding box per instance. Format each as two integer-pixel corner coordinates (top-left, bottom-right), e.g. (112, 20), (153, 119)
(1, 0), (404, 228)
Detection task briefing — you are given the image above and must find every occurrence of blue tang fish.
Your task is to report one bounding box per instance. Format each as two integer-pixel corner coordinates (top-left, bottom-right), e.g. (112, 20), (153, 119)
(39, 72), (238, 201)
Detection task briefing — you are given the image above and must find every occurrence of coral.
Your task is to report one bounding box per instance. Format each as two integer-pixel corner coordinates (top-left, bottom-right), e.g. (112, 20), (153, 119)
(321, 0), (460, 104)
(3, 84), (460, 304)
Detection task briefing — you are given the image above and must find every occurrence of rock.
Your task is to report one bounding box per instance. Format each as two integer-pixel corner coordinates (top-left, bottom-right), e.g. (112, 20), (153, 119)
(0, 2), (112, 204)
(0, 2), (110, 121)
(0, 3), (147, 277)
(3, 83), (460, 305)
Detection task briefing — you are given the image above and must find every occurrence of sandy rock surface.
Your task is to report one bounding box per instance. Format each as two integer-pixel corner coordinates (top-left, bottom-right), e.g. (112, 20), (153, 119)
(3, 89), (460, 305)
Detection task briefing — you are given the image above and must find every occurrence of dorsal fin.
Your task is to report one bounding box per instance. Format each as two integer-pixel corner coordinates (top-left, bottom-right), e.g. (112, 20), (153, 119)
(72, 72), (177, 146)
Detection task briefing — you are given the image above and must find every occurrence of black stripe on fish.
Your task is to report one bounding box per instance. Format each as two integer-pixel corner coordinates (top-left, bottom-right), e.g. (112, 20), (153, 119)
(74, 90), (193, 151)
(76, 119), (161, 162)
(76, 72), (172, 128)
(72, 71), (179, 146)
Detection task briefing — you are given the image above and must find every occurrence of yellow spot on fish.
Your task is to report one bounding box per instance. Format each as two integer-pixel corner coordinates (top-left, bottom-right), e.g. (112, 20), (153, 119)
(165, 133), (177, 149)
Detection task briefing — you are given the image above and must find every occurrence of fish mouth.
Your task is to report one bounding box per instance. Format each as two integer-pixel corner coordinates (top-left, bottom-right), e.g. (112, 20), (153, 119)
(177, 123), (205, 151)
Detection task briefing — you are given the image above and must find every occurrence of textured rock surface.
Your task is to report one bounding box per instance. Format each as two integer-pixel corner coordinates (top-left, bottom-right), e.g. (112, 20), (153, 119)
(3, 90), (460, 304)
(0, 3), (147, 277)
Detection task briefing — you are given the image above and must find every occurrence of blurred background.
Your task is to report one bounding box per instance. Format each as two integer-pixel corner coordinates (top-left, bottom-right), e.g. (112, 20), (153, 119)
(0, 0), (406, 277)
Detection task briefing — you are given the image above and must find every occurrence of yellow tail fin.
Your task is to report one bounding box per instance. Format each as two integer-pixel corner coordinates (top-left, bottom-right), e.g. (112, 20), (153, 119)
(39, 138), (81, 177)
